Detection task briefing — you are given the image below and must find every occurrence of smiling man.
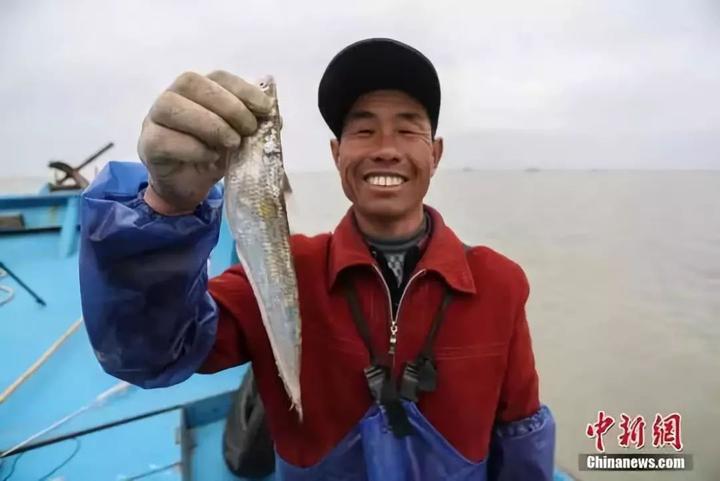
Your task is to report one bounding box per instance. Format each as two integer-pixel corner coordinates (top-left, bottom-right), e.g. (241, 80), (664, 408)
(79, 38), (556, 480)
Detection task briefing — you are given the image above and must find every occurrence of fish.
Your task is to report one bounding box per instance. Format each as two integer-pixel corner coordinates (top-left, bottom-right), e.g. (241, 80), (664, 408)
(223, 75), (302, 418)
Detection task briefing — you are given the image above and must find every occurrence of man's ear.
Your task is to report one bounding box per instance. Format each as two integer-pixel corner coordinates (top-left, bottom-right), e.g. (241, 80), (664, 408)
(431, 136), (443, 176)
(330, 138), (341, 169)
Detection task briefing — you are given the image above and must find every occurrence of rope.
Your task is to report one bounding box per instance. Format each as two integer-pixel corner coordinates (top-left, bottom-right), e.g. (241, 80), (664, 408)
(0, 318), (84, 404)
(0, 381), (131, 459)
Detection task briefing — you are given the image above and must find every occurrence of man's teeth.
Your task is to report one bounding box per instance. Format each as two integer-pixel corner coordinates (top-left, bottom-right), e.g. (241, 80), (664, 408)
(366, 175), (405, 187)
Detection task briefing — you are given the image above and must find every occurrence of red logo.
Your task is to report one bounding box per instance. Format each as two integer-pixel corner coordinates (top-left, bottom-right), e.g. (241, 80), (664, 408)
(652, 413), (683, 451)
(586, 411), (615, 452)
(617, 413), (646, 449)
(587, 411), (683, 452)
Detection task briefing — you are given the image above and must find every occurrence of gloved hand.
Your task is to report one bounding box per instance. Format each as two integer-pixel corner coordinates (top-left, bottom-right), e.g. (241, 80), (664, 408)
(138, 70), (273, 215)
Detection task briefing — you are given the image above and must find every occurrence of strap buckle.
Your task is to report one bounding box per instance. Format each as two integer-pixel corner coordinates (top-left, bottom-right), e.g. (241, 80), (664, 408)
(399, 357), (438, 402)
(363, 364), (389, 402)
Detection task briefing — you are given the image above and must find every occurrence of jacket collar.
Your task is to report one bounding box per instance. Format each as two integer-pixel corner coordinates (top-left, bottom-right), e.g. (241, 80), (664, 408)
(327, 205), (476, 294)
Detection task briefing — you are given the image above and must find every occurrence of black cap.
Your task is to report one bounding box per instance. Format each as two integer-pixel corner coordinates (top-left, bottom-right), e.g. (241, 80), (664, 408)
(318, 38), (441, 139)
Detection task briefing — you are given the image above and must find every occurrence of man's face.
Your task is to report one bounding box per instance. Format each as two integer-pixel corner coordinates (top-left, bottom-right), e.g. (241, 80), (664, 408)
(331, 90), (443, 225)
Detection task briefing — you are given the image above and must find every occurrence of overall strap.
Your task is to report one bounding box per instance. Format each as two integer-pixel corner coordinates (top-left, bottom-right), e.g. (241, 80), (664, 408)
(342, 280), (412, 436)
(399, 243), (470, 401)
(398, 288), (453, 401)
(419, 288), (453, 361)
(342, 282), (382, 366)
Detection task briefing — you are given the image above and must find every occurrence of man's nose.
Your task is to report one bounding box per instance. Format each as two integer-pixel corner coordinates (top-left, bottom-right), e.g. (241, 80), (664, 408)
(371, 133), (402, 163)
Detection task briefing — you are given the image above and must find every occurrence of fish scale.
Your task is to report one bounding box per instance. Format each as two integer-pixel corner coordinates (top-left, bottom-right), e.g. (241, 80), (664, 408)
(223, 76), (302, 419)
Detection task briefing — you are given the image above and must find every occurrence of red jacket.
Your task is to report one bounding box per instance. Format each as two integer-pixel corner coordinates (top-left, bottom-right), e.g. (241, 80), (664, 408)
(199, 205), (540, 467)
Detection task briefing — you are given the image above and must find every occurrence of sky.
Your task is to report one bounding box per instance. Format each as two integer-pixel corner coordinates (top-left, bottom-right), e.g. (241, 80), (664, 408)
(1, 0), (719, 177)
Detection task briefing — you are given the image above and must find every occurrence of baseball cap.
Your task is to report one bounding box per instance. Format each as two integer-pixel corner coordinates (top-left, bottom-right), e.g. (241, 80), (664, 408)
(318, 38), (441, 139)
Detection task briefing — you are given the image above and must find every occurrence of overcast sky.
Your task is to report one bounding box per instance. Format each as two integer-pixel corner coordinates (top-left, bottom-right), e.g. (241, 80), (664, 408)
(1, 0), (719, 177)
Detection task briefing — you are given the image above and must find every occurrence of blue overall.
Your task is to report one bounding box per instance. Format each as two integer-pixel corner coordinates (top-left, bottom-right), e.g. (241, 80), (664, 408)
(278, 401), (471, 480)
(277, 402), (556, 481)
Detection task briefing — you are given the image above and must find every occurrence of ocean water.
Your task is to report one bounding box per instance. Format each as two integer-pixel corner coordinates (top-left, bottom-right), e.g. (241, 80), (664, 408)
(3, 169), (719, 480)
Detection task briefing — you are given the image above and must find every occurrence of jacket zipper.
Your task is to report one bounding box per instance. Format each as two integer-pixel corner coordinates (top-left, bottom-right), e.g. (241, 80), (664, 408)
(371, 265), (427, 368)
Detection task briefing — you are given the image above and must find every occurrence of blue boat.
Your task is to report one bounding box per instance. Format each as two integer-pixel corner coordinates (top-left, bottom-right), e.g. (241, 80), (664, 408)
(0, 157), (577, 480)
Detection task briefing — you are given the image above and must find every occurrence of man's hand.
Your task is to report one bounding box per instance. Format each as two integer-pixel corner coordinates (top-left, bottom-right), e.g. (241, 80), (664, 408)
(138, 71), (273, 215)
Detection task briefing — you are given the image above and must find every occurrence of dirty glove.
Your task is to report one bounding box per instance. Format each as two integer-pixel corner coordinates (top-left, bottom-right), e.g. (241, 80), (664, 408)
(138, 70), (273, 215)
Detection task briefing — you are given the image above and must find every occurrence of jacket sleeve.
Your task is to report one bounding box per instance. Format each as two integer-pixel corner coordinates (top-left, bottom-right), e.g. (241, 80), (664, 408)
(79, 161), (250, 388)
(487, 267), (556, 481)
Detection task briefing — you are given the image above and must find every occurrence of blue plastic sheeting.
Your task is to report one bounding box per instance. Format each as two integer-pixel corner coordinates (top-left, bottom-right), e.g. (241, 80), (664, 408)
(0, 409), (183, 480)
(79, 161), (223, 389)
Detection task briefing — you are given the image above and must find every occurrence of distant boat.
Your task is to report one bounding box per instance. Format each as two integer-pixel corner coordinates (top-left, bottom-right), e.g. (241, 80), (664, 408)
(525, 167), (541, 173)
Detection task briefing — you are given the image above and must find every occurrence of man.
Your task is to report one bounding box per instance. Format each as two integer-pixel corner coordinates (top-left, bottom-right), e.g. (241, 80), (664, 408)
(80, 38), (556, 480)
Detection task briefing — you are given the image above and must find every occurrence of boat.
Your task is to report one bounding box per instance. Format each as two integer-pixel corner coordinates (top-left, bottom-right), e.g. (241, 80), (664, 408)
(0, 148), (577, 480)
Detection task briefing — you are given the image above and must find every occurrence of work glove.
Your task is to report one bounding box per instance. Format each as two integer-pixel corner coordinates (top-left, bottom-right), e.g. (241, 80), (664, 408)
(137, 70), (273, 215)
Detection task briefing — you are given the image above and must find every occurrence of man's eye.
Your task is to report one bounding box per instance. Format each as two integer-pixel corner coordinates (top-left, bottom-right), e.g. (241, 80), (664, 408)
(399, 129), (423, 136)
(356, 129), (373, 135)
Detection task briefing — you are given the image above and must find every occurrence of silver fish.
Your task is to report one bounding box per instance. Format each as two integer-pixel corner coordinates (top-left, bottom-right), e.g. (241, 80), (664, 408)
(223, 76), (302, 418)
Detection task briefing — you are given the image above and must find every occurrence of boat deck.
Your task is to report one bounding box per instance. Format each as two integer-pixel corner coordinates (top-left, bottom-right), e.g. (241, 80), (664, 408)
(0, 189), (249, 480)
